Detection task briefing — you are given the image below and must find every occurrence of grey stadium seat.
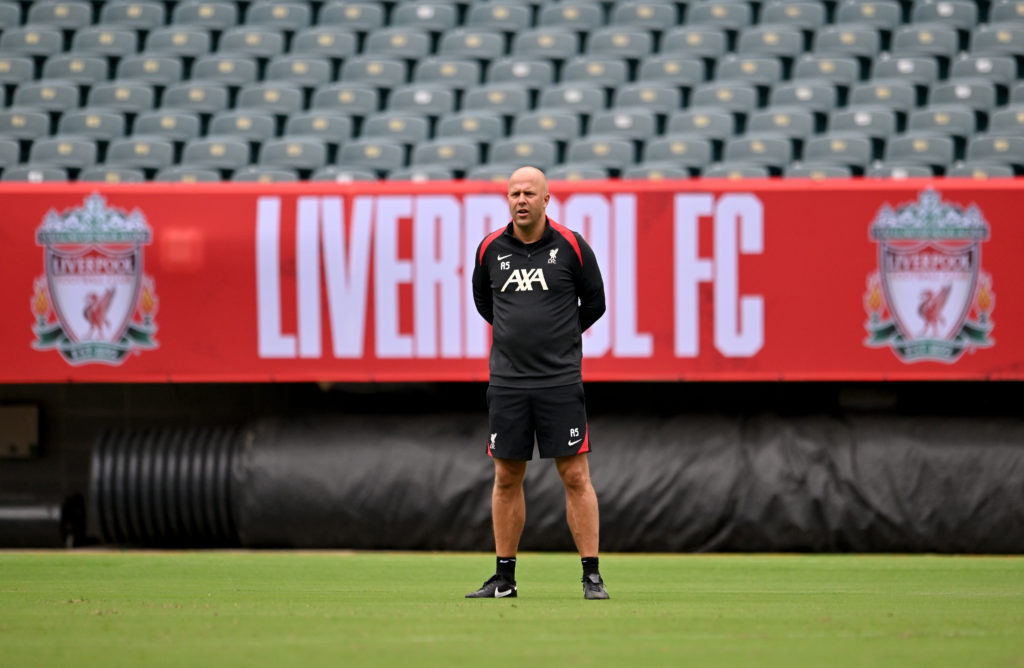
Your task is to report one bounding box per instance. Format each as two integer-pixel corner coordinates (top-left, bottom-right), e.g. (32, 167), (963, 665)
(623, 163), (692, 180)
(191, 55), (260, 87)
(259, 137), (328, 172)
(911, 0), (978, 31)
(387, 166), (455, 182)
(538, 84), (608, 116)
(866, 162), (934, 177)
(57, 109), (127, 142)
(310, 166), (378, 182)
(990, 0), (1024, 23)
(613, 83), (682, 116)
(691, 82), (759, 114)
(144, 27), (212, 58)
(511, 110), (581, 142)
(969, 24), (1024, 57)
(391, 2), (458, 32)
(361, 112), (431, 144)
(661, 27), (728, 61)
(871, 55), (939, 88)
(511, 28), (580, 60)
(87, 81), (155, 115)
(667, 109), (735, 144)
(291, 28), (359, 60)
(946, 162), (1016, 178)
(182, 136), (252, 171)
(966, 135), (1024, 167)
(0, 0), (20, 28)
(566, 136), (637, 171)
(2, 165), (69, 182)
(99, 1), (166, 30)
(784, 163), (853, 178)
(723, 134), (792, 170)
(908, 105), (976, 140)
(0, 136), (19, 166)
(209, 111), (277, 142)
(312, 83), (380, 116)
(134, 110), (202, 143)
(643, 135), (714, 170)
(793, 54), (860, 88)
(1, 108), (50, 141)
(716, 55), (784, 88)
(590, 108), (658, 140)
(363, 27), (431, 60)
(117, 55), (184, 86)
(387, 84), (456, 116)
(78, 167), (147, 183)
(72, 27), (140, 58)
(29, 136), (98, 170)
(0, 26), (64, 57)
(467, 163), (521, 182)
(761, 1), (827, 31)
(611, 0), (679, 30)
(489, 136), (559, 171)
(219, 27), (286, 59)
(338, 140), (407, 174)
(834, 1), (902, 30)
(769, 80), (839, 114)
(171, 1), (238, 30)
(562, 56), (631, 88)
(410, 138), (482, 172)
(246, 1), (313, 31)
(547, 164), (610, 181)
(236, 83), (304, 116)
(885, 133), (955, 169)
(319, 1), (385, 32)
(465, 2), (532, 33)
(285, 112), (354, 144)
(891, 23), (960, 59)
(637, 55), (705, 88)
(154, 166), (222, 183)
(105, 136), (176, 171)
(828, 105), (898, 139)
(487, 58), (556, 90)
(737, 25), (805, 60)
(13, 80), (80, 112)
(702, 163), (771, 179)
(340, 56), (407, 89)
(803, 132), (874, 169)
(42, 55), (108, 86)
(232, 166), (300, 183)
(849, 80), (918, 114)
(687, 1), (753, 31)
(748, 107), (816, 138)
(414, 57), (482, 90)
(586, 27), (654, 60)
(536, 3), (604, 32)
(462, 84), (531, 117)
(436, 29), (506, 61)
(0, 56), (34, 88)
(266, 56), (332, 88)
(162, 82), (230, 115)
(951, 55), (1016, 88)
(436, 111), (505, 143)
(988, 106), (1024, 136)
(813, 24), (881, 61)
(929, 79), (998, 112)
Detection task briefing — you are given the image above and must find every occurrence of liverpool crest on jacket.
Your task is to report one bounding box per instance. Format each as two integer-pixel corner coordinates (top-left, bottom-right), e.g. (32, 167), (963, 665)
(864, 189), (994, 363)
(31, 194), (158, 365)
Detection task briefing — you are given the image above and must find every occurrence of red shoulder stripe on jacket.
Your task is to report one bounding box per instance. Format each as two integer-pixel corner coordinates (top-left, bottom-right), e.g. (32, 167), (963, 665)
(548, 218), (583, 265)
(478, 226), (506, 266)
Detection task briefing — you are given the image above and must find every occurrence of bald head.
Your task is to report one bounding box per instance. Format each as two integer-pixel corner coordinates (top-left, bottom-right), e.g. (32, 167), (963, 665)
(507, 165), (550, 242)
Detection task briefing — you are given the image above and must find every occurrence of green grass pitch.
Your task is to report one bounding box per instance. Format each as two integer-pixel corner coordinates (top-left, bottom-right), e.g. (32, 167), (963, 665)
(1, 552), (1021, 667)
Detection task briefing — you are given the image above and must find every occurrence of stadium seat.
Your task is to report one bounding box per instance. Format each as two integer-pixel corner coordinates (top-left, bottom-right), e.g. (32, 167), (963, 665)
(970, 24), (1024, 57)
(73, 26), (140, 58)
(465, 2), (532, 33)
(547, 164), (610, 180)
(209, 111), (277, 142)
(312, 83), (380, 116)
(0, 56), (35, 88)
(391, 2), (458, 32)
(661, 27), (728, 61)
(489, 136), (559, 171)
(134, 111), (202, 144)
(737, 25), (805, 60)
(643, 135), (714, 170)
(191, 55), (260, 87)
(13, 80), (80, 112)
(414, 57), (483, 90)
(536, 3), (604, 32)
(0, 26), (64, 57)
(623, 162), (692, 180)
(30, 136), (98, 170)
(667, 109), (735, 145)
(86, 81), (155, 115)
(988, 106), (1024, 136)
(387, 166), (455, 182)
(885, 132), (955, 169)
(537, 84), (608, 116)
(834, 0), (902, 31)
(467, 163), (522, 182)
(946, 161), (1016, 178)
(337, 140), (406, 174)
(793, 54), (860, 88)
(702, 163), (771, 178)
(171, 1), (239, 30)
(850, 80), (918, 114)
(784, 162), (853, 178)
(99, 1), (166, 30)
(828, 105), (898, 139)
(911, 0), (978, 32)
(77, 166), (146, 183)
(181, 136), (252, 171)
(769, 79), (839, 114)
(33, 2), (89, 31)
(387, 84), (456, 116)
(951, 55), (1016, 88)
(590, 108), (658, 140)
(566, 136), (637, 171)
(245, 1), (313, 31)
(687, 1), (753, 32)
(562, 56), (630, 88)
(892, 23), (960, 59)
(219, 27), (286, 59)
(512, 110), (582, 143)
(586, 27), (654, 60)
(117, 55), (184, 87)
(716, 55), (784, 89)
(989, 0), (1024, 23)
(42, 55), (108, 86)
(363, 27), (432, 60)
(57, 109), (127, 142)
(144, 27), (212, 58)
(266, 56), (332, 88)
(340, 57), (408, 89)
(0, 136), (19, 167)
(436, 111), (505, 143)
(285, 112), (355, 144)
(462, 84), (531, 117)
(610, 1), (679, 30)
(748, 107), (816, 138)
(637, 55), (705, 88)
(803, 132), (874, 169)
(154, 166), (222, 183)
(1, 108), (50, 141)
(232, 166), (300, 182)
(814, 24), (882, 60)
(236, 83), (305, 116)
(410, 138), (482, 172)
(723, 134), (792, 171)
(310, 166), (378, 182)
(319, 1), (385, 32)
(614, 83), (682, 116)
(691, 82), (759, 114)
(866, 162), (934, 177)
(966, 135), (1024, 167)
(436, 28), (505, 61)
(2, 164), (69, 182)
(0, 1), (20, 28)
(487, 58), (556, 90)
(511, 28), (581, 60)
(259, 137), (329, 172)
(361, 112), (431, 144)
(1013, 82), (1024, 105)
(162, 82), (231, 115)
(105, 136), (176, 171)
(760, 1), (827, 32)
(929, 79), (999, 112)
(908, 104), (976, 140)
(291, 28), (359, 59)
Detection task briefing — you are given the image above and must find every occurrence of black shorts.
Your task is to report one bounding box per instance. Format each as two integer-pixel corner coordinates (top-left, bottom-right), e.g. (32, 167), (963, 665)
(485, 382), (590, 460)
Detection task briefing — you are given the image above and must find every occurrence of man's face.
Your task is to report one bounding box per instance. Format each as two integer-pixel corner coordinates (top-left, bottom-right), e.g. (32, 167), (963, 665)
(507, 173), (549, 229)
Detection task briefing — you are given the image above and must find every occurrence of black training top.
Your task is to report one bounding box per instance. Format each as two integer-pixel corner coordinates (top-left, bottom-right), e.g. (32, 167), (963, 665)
(472, 217), (606, 388)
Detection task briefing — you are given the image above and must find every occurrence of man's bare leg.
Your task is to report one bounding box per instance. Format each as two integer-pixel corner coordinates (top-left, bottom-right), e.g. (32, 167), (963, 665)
(493, 457), (528, 556)
(555, 453), (598, 557)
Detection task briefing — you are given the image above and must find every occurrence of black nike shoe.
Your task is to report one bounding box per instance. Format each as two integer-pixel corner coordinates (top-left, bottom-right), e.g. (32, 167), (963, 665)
(465, 573), (517, 599)
(582, 572), (610, 600)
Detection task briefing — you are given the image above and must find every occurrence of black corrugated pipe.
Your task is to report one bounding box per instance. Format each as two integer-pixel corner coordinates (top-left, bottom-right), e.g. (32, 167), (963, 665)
(88, 426), (241, 547)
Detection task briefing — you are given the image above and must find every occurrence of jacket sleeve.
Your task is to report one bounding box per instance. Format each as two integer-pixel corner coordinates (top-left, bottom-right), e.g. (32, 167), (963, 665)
(472, 242), (493, 325)
(575, 234), (606, 333)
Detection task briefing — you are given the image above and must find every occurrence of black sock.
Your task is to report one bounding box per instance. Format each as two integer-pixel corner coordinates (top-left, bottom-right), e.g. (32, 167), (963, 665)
(496, 556), (516, 580)
(581, 556), (599, 577)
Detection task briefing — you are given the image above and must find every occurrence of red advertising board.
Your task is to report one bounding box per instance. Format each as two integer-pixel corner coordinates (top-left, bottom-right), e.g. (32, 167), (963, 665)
(0, 179), (1020, 382)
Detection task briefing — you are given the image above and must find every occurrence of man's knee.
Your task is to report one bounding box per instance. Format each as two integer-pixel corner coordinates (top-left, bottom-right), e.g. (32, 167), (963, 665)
(557, 457), (592, 493)
(494, 459), (526, 492)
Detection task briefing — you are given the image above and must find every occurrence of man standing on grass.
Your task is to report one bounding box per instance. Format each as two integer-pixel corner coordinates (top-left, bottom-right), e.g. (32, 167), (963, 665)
(466, 166), (609, 600)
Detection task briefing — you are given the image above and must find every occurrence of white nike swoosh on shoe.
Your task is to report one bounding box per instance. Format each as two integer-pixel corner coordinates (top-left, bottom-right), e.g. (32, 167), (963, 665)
(495, 586), (514, 598)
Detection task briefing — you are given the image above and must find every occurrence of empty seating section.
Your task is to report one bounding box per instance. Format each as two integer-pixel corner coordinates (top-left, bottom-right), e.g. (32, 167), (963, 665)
(1, 0), (1022, 181)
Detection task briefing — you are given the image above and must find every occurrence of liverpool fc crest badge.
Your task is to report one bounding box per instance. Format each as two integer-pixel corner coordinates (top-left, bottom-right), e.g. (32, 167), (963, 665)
(864, 189), (994, 363)
(31, 194), (159, 365)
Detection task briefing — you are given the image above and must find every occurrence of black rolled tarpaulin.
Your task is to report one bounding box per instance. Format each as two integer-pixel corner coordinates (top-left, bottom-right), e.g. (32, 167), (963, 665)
(89, 413), (1024, 552)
